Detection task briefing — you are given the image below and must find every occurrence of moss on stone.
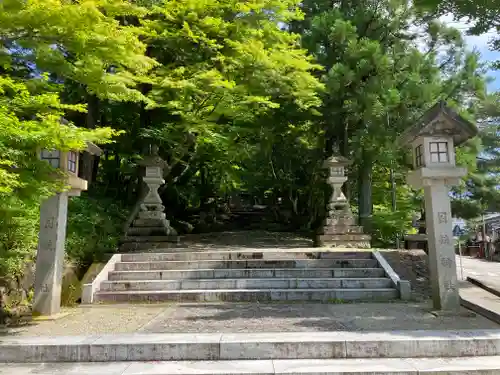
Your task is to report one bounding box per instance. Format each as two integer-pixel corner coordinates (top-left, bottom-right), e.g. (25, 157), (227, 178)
(61, 266), (81, 306)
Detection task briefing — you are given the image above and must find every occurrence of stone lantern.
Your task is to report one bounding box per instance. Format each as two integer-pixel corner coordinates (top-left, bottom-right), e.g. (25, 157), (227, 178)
(398, 101), (477, 312)
(315, 155), (371, 249)
(34, 143), (101, 316)
(122, 145), (178, 249)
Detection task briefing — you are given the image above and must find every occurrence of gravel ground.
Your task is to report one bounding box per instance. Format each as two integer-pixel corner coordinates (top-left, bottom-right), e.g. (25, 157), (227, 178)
(2, 301), (497, 337)
(1, 305), (165, 337)
(139, 301), (498, 333)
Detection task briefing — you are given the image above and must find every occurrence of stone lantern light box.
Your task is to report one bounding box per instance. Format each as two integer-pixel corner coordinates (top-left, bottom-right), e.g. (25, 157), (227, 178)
(39, 142), (102, 195)
(400, 101), (478, 190)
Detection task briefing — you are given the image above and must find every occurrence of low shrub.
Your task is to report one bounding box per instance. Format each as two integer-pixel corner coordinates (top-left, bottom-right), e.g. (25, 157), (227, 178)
(0, 192), (128, 318)
(65, 193), (129, 272)
(0, 197), (39, 280)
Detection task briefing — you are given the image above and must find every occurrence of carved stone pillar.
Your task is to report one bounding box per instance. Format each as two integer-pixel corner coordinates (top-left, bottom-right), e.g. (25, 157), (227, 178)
(33, 193), (68, 316)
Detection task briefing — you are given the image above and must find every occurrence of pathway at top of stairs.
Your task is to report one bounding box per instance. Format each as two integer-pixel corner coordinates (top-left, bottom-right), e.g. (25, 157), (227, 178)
(92, 248), (400, 303)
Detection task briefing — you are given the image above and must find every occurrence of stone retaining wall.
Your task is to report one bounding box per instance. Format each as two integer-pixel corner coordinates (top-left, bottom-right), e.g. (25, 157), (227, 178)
(0, 263), (81, 325)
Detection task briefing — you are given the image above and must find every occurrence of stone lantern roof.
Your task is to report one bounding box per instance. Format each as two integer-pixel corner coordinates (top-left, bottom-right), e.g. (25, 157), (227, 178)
(138, 144), (169, 169)
(323, 155), (352, 168)
(138, 155), (169, 169)
(398, 101), (478, 146)
(85, 141), (102, 156)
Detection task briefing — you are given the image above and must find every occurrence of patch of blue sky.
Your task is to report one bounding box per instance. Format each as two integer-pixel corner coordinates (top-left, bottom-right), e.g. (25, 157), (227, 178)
(440, 14), (499, 92)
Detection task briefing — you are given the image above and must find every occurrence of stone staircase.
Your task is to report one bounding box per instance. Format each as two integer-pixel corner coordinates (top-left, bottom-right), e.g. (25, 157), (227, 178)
(90, 249), (403, 303)
(8, 246), (500, 374)
(3, 330), (500, 373)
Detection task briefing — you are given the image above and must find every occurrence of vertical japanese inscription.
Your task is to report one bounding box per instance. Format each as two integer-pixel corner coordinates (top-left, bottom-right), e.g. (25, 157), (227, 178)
(46, 239), (55, 251)
(439, 234), (450, 245)
(440, 257), (453, 268)
(443, 280), (457, 292)
(437, 212), (448, 224)
(44, 217), (55, 229)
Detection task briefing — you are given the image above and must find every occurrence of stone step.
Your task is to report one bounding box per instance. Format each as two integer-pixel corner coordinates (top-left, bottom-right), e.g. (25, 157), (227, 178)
(94, 288), (398, 302)
(100, 278), (393, 291)
(6, 357), (500, 374)
(120, 236), (180, 243)
(317, 234), (371, 241)
(113, 259), (379, 271)
(108, 267), (386, 281)
(119, 242), (182, 252)
(315, 251), (373, 259)
(126, 227), (170, 236)
(120, 251), (373, 262)
(2, 330), (500, 362)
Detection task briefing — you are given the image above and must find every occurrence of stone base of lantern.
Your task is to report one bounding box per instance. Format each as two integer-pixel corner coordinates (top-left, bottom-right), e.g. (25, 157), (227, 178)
(127, 206), (177, 235)
(314, 202), (371, 248)
(122, 204), (179, 251)
(313, 155), (372, 249)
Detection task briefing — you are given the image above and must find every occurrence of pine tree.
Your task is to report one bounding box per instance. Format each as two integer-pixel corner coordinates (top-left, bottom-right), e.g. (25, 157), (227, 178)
(452, 94), (500, 219)
(286, 0), (486, 232)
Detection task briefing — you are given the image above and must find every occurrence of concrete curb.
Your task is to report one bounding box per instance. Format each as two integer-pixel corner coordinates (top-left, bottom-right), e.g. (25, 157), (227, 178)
(82, 254), (122, 304)
(467, 277), (500, 298)
(2, 330), (500, 363)
(460, 297), (500, 325)
(460, 278), (500, 325)
(372, 251), (411, 300)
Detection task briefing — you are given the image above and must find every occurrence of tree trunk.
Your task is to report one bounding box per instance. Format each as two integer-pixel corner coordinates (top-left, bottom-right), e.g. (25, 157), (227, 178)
(199, 163), (211, 210)
(91, 154), (100, 183)
(340, 124), (350, 201)
(358, 150), (373, 232)
(80, 93), (99, 183)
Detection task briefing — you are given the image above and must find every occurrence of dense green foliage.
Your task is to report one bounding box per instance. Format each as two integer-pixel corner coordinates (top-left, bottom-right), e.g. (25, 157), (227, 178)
(1, 0), (499, 280)
(0, 0), (145, 278)
(66, 195), (129, 270)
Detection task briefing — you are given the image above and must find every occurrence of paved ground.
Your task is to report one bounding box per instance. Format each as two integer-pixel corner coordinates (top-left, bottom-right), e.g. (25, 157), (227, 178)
(454, 254), (500, 323)
(1, 301), (497, 337)
(180, 231), (313, 249)
(456, 254), (500, 287)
